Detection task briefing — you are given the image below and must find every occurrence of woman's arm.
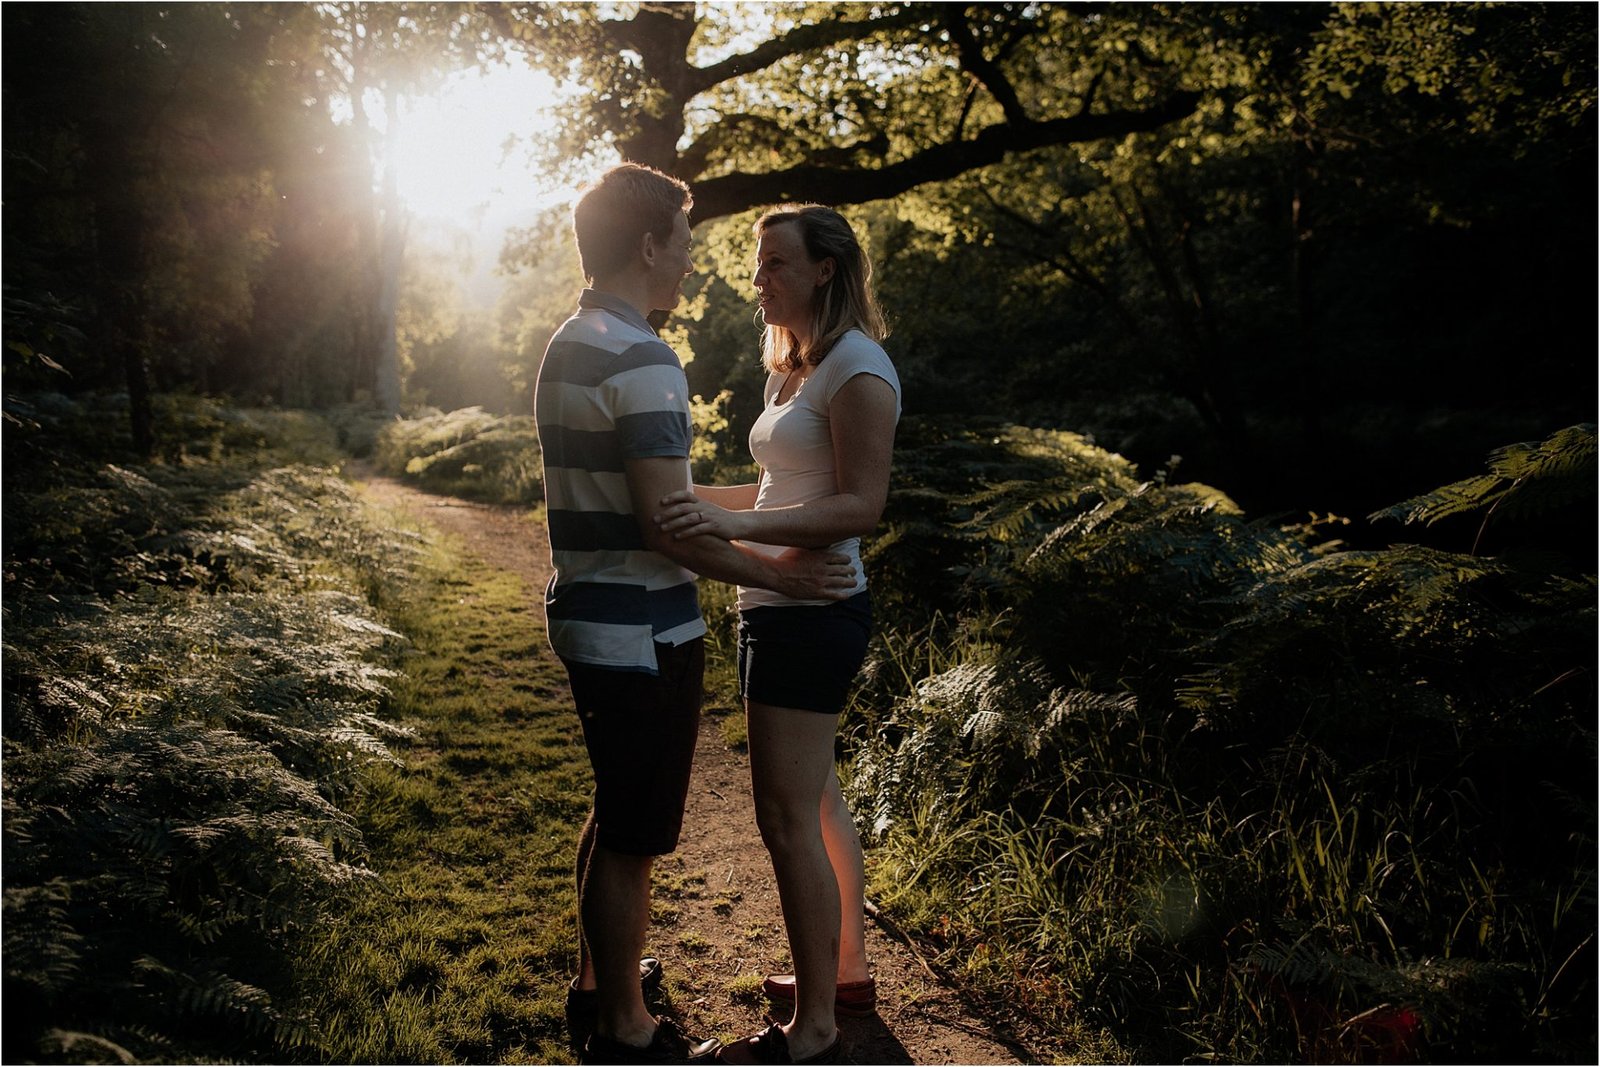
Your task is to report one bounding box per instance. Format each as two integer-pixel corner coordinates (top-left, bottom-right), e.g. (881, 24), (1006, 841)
(691, 482), (759, 510)
(654, 374), (898, 547)
(626, 458), (857, 600)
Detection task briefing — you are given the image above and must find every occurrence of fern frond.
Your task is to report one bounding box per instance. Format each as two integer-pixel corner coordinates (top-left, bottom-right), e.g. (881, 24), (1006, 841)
(1369, 473), (1509, 527)
(3, 882), (85, 993)
(34, 1030), (138, 1065)
(958, 479), (1108, 543)
(1039, 689), (1139, 742)
(1370, 423), (1596, 528)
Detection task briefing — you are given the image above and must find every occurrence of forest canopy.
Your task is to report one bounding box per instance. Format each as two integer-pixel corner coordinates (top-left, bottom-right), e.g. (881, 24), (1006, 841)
(3, 1), (1595, 516)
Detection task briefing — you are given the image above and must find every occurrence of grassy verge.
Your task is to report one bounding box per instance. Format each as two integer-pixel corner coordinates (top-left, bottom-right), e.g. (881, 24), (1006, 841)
(371, 407), (543, 506)
(295, 510), (590, 1063)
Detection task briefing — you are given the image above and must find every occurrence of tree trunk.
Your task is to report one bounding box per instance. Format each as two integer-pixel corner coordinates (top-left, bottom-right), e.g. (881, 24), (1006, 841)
(87, 135), (156, 456)
(1290, 132), (1322, 445)
(374, 96), (405, 416)
(122, 326), (155, 456)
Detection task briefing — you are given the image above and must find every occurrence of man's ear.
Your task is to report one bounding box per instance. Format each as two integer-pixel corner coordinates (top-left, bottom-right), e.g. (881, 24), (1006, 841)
(638, 230), (657, 267)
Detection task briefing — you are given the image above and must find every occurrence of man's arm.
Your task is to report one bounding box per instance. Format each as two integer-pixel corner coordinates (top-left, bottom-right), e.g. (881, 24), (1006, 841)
(624, 457), (856, 600)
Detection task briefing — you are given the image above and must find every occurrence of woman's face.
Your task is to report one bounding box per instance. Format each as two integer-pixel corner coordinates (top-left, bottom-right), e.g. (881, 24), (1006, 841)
(753, 222), (833, 341)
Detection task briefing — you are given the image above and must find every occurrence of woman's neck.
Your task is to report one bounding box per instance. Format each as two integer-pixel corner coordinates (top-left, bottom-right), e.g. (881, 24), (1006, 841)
(781, 328), (812, 372)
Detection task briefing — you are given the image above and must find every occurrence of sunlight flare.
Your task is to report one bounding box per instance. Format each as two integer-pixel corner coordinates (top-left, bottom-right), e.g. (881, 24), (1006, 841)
(386, 58), (570, 225)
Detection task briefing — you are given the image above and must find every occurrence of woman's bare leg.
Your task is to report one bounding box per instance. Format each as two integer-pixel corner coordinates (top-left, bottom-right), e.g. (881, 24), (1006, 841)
(747, 702), (842, 1060)
(819, 771), (870, 984)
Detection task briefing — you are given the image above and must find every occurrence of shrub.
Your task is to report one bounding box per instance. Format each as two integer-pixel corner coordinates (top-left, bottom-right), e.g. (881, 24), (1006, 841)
(867, 416), (1144, 633)
(373, 407), (542, 505)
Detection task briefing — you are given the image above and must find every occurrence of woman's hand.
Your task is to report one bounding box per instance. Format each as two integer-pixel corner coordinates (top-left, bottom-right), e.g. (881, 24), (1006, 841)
(654, 489), (751, 542)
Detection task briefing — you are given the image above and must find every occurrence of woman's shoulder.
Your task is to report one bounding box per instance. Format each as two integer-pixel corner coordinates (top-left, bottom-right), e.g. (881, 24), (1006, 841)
(823, 330), (896, 376)
(818, 330), (901, 407)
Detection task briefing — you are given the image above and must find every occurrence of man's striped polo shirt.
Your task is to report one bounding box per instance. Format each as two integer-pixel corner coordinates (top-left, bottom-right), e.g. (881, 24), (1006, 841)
(534, 288), (705, 674)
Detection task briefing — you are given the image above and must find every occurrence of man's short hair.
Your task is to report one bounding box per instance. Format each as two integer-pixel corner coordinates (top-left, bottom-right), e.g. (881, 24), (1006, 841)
(572, 163), (693, 282)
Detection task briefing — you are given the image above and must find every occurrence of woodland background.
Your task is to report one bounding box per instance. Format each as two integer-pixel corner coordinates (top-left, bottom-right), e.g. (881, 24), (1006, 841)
(3, 3), (1596, 1063)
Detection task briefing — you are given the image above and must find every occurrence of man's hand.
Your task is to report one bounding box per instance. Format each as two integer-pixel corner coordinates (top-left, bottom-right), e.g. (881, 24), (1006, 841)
(770, 546), (857, 601)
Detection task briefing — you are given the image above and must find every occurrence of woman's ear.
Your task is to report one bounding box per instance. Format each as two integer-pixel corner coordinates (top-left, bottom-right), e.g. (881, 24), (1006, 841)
(815, 257), (836, 287)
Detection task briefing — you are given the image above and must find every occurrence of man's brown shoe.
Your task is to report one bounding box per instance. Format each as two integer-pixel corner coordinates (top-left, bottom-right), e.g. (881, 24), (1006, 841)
(760, 974), (876, 1017)
(581, 1017), (719, 1064)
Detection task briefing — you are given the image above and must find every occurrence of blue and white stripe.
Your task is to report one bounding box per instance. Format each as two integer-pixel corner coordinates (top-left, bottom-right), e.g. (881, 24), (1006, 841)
(535, 289), (705, 673)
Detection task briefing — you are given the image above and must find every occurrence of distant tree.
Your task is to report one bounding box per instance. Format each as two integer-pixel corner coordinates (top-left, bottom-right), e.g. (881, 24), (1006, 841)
(495, 215), (585, 410)
(222, 82), (374, 409)
(2, 4), (288, 453)
(1, 3), (503, 435)
(309, 3), (498, 414)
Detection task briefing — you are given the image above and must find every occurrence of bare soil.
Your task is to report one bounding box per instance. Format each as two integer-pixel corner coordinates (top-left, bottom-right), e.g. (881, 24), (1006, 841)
(356, 471), (1032, 1065)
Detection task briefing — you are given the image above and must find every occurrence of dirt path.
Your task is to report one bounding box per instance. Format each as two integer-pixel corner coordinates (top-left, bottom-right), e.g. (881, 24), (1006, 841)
(356, 472), (1031, 1065)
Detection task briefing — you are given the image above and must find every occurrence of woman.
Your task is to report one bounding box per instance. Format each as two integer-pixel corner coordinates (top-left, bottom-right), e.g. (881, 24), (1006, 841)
(654, 205), (900, 1066)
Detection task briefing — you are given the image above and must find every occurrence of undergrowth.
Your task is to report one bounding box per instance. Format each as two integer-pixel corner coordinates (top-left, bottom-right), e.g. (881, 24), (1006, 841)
(373, 406), (542, 505)
(11, 393), (1587, 1063)
(2, 393), (420, 1063)
(843, 418), (1596, 1062)
(5, 394), (694, 1063)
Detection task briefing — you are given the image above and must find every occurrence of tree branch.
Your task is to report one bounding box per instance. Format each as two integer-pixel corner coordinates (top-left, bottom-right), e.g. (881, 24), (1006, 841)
(953, 80), (981, 140)
(682, 118), (893, 183)
(979, 186), (1147, 339)
(604, 2), (696, 84)
(689, 91), (1203, 223)
(944, 6), (1031, 126)
(677, 113), (790, 177)
(685, 7), (932, 96)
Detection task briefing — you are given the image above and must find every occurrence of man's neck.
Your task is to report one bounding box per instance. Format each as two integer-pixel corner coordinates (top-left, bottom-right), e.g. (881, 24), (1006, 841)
(588, 272), (655, 322)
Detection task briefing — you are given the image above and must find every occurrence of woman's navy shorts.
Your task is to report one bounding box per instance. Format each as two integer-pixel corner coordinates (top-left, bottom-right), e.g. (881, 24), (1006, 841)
(737, 591), (871, 714)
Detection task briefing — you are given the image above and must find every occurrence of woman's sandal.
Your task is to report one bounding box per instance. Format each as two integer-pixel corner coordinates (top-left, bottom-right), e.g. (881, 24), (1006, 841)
(714, 1022), (842, 1065)
(760, 973), (876, 1017)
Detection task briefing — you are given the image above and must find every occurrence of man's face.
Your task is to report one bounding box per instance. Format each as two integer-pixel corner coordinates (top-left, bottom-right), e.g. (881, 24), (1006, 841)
(650, 211), (695, 312)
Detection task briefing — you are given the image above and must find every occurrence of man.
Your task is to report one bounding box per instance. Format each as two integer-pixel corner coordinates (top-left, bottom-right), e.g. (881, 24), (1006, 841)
(534, 163), (856, 1065)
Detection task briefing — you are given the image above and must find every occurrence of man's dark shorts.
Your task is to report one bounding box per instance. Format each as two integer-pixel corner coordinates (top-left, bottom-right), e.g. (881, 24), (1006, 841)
(562, 638), (704, 856)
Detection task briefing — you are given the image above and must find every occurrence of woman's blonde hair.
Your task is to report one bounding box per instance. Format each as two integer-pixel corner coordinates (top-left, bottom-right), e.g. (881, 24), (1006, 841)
(756, 205), (887, 374)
